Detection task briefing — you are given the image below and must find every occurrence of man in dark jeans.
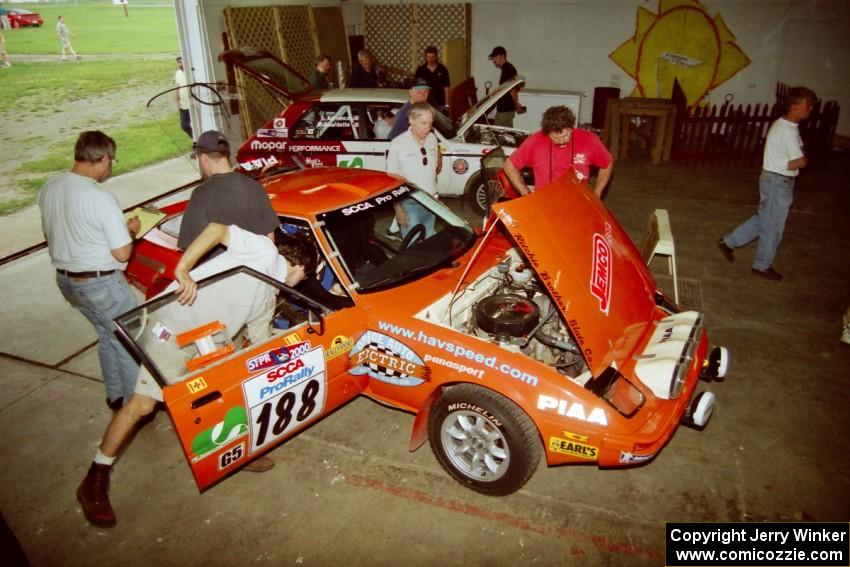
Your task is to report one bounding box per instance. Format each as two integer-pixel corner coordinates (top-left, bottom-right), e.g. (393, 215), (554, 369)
(415, 46), (450, 114)
(489, 46), (522, 127)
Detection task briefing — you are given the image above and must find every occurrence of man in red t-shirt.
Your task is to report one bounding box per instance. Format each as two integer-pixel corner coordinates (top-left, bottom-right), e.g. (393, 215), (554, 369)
(504, 105), (613, 197)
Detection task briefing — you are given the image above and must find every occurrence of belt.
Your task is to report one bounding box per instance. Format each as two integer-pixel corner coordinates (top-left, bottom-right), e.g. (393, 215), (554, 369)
(763, 170), (795, 179)
(57, 269), (116, 278)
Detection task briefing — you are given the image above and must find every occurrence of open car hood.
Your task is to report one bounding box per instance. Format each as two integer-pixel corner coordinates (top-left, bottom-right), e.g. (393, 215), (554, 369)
(220, 48), (314, 101)
(455, 77), (526, 138)
(493, 172), (658, 377)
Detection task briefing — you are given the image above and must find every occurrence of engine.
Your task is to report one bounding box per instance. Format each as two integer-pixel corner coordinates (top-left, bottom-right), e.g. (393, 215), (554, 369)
(417, 254), (588, 378)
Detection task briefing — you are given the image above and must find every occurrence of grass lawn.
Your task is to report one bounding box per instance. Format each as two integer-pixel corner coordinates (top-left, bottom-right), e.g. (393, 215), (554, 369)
(0, 59), (176, 113)
(1, 2), (192, 216)
(3, 3), (178, 54)
(4, 117), (193, 215)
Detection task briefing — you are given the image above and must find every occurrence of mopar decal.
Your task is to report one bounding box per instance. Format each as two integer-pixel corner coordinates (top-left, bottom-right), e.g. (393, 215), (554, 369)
(589, 222), (613, 315)
(347, 331), (430, 387)
(537, 394), (608, 426)
(250, 139), (287, 151)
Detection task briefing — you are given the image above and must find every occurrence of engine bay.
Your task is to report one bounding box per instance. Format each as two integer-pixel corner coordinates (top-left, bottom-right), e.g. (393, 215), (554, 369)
(416, 250), (589, 380)
(464, 124), (529, 148)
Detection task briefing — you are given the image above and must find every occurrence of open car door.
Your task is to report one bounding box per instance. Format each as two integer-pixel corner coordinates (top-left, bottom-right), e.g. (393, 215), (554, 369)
(114, 266), (365, 490)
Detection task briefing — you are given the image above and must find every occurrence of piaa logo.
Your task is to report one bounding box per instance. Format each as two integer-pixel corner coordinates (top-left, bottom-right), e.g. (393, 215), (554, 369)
(589, 224), (613, 314)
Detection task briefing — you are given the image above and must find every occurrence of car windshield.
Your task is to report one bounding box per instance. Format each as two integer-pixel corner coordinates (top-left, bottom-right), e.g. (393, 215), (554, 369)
(319, 185), (476, 292)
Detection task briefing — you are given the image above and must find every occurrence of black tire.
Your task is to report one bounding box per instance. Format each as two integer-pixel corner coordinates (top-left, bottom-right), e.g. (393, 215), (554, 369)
(464, 172), (489, 216)
(428, 383), (541, 496)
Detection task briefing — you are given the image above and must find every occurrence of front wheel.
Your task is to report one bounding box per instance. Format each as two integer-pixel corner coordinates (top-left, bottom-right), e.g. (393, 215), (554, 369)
(428, 384), (541, 496)
(464, 172), (489, 216)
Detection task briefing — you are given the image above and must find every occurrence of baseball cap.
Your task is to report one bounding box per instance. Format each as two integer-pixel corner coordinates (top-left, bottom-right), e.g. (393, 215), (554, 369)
(411, 77), (432, 90)
(193, 130), (230, 154)
(488, 46), (507, 59)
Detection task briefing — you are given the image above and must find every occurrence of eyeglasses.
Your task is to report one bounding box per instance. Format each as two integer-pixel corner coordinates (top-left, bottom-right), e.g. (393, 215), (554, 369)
(420, 147), (427, 166)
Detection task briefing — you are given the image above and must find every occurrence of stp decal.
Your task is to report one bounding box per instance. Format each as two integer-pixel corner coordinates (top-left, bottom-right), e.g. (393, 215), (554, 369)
(245, 341), (310, 373)
(347, 330), (431, 387)
(590, 222), (613, 315)
(243, 346), (327, 452)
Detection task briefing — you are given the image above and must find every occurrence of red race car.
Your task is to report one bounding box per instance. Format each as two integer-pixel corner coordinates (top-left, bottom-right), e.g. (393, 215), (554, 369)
(120, 167), (728, 494)
(7, 9), (44, 27)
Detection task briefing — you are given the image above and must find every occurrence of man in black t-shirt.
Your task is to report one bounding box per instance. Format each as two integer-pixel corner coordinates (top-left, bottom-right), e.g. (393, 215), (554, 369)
(414, 46), (451, 113)
(178, 130), (279, 254)
(489, 46), (522, 128)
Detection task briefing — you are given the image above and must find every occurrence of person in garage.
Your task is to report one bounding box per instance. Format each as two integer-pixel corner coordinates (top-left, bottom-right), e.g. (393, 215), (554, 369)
(76, 222), (316, 528)
(503, 105), (613, 198)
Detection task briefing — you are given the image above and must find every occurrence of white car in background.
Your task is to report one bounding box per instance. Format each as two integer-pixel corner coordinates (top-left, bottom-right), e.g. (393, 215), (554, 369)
(223, 49), (528, 214)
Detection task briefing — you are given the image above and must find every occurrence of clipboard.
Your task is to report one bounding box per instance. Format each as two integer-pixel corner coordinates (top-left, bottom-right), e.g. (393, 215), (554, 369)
(125, 206), (166, 239)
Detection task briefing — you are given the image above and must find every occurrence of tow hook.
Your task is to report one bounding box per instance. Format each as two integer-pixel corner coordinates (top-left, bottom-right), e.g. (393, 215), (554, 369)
(700, 346), (728, 381)
(681, 391), (715, 429)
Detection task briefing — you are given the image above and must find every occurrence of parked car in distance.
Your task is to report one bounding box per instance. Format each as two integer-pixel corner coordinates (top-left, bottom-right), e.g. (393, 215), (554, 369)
(7, 9), (44, 27)
(221, 48), (530, 216)
(120, 166), (728, 495)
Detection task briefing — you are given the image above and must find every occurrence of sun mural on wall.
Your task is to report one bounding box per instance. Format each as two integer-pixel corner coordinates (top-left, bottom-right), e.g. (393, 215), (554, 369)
(609, 0), (750, 106)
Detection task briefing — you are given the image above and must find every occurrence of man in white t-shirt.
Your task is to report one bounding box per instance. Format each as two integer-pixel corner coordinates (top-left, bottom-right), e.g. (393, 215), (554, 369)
(718, 87), (816, 281)
(386, 102), (441, 238)
(175, 56), (192, 138)
(56, 15), (80, 61)
(76, 222), (316, 528)
(39, 131), (141, 409)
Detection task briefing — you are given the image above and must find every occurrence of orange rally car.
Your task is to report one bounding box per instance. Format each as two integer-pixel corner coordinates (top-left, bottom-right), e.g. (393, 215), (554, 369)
(117, 167), (728, 495)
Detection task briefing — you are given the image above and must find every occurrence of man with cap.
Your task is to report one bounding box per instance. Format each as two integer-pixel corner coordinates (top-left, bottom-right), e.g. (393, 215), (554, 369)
(178, 130), (279, 257)
(387, 78), (432, 140)
(489, 46), (522, 127)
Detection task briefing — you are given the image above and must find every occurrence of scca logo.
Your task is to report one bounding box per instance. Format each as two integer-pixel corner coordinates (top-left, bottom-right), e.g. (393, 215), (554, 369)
(266, 359), (305, 383)
(341, 202), (374, 216)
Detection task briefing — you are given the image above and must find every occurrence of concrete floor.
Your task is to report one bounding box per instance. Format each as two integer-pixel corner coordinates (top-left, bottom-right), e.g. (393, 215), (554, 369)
(1, 150), (848, 566)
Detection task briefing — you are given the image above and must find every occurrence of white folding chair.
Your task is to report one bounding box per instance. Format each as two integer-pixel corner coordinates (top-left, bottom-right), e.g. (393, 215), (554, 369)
(639, 208), (679, 304)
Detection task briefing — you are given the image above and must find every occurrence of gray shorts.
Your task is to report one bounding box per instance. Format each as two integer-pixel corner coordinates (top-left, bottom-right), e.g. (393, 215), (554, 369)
(134, 367), (163, 402)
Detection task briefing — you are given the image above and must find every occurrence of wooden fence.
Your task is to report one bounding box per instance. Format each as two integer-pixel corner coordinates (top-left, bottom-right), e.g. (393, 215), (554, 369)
(671, 81), (840, 167)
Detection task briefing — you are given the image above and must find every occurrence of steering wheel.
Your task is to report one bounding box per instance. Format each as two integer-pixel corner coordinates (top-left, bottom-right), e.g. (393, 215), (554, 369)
(400, 224), (426, 250)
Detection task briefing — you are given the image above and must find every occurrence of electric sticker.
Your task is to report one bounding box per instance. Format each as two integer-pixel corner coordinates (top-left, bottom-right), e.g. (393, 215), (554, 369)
(347, 330), (431, 387)
(190, 405), (249, 463)
(243, 346), (326, 452)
